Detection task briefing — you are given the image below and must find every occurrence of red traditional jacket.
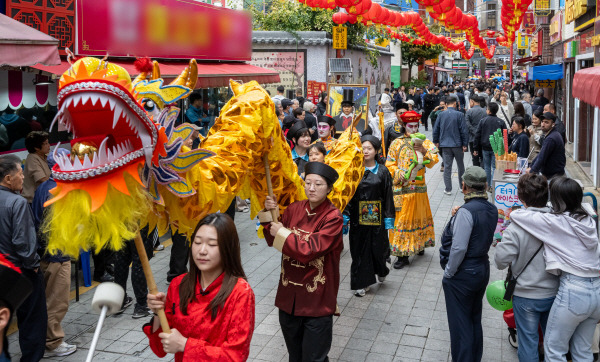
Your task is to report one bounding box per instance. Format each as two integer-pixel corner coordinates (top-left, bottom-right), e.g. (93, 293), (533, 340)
(261, 199), (344, 317)
(143, 273), (255, 362)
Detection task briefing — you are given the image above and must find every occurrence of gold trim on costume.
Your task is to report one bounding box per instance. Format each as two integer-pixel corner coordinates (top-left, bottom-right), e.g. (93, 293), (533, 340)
(274, 227), (292, 252)
(307, 256), (326, 292)
(257, 209), (274, 223)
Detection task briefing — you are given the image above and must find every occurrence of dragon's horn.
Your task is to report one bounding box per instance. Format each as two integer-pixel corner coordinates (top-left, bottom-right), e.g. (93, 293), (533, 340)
(169, 59), (197, 89)
(133, 72), (147, 84)
(152, 61), (161, 80)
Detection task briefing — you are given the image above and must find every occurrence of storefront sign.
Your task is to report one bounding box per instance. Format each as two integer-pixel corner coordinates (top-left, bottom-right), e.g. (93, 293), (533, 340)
(578, 28), (594, 54)
(250, 50), (306, 97)
(452, 61), (468, 69)
(521, 12), (536, 34)
(517, 32), (530, 48)
(550, 12), (563, 44)
(564, 40), (579, 58)
(535, 80), (556, 87)
(535, 0), (551, 16)
(531, 36), (539, 55)
(307, 81), (327, 103)
(76, 0), (252, 61)
(494, 182), (523, 209)
(565, 0), (587, 24)
(333, 25), (347, 50)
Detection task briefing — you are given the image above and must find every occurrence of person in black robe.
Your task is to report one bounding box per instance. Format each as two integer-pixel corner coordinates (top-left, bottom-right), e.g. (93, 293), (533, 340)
(384, 102), (409, 153)
(343, 135), (395, 297)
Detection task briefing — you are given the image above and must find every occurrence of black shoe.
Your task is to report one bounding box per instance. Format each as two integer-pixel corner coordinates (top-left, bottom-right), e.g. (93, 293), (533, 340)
(440, 166), (444, 172)
(393, 257), (409, 269)
(132, 306), (151, 319)
(417, 250), (424, 256)
(93, 271), (114, 283)
(386, 256), (391, 264)
(115, 296), (133, 315)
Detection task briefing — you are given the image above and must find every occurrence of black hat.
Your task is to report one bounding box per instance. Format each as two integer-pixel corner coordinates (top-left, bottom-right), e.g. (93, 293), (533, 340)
(361, 135), (381, 151)
(286, 121), (308, 141)
(317, 115), (336, 126)
(395, 102), (409, 112)
(281, 98), (293, 110)
(341, 89), (354, 106)
(304, 162), (339, 184)
(0, 255), (33, 313)
(541, 112), (557, 122)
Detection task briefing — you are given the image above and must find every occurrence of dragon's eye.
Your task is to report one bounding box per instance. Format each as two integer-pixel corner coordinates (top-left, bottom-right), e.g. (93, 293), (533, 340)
(143, 99), (156, 113)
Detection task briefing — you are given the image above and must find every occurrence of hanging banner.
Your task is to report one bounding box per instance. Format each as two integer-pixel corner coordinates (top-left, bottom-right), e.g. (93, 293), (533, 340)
(521, 13), (536, 34)
(535, 0), (551, 16)
(333, 25), (347, 50)
(517, 32), (530, 48)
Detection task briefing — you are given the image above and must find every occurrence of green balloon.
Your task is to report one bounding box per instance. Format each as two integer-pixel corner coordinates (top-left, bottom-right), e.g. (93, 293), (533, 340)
(486, 280), (513, 311)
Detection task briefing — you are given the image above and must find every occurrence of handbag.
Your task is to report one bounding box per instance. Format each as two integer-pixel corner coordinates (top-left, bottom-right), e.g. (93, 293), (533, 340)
(503, 243), (543, 301)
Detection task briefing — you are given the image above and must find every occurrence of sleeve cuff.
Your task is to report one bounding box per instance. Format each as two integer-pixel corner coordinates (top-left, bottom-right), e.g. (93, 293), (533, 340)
(273, 227), (292, 253)
(258, 209), (276, 223)
(384, 218), (395, 230)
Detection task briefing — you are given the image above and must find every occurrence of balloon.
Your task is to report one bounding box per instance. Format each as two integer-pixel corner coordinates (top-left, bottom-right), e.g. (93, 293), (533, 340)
(486, 280), (512, 311)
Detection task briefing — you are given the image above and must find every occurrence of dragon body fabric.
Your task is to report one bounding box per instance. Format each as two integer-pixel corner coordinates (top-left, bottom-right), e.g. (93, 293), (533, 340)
(44, 57), (363, 257)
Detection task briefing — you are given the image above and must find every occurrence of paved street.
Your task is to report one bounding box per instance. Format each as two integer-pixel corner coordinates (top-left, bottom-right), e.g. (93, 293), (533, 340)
(7, 129), (519, 361)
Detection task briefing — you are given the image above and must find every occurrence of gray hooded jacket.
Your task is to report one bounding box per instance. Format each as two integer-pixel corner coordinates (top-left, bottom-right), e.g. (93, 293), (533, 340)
(510, 209), (600, 277)
(494, 207), (559, 299)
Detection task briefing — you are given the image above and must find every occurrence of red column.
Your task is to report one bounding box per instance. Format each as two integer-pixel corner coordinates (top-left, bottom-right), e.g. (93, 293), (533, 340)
(509, 43), (514, 85)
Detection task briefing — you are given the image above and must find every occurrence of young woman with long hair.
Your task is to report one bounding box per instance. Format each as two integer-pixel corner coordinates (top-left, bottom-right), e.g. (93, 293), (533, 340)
(144, 213), (255, 361)
(510, 177), (600, 361)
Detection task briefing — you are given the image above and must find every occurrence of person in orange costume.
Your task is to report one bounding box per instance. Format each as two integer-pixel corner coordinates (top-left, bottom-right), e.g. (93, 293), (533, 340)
(144, 213), (255, 361)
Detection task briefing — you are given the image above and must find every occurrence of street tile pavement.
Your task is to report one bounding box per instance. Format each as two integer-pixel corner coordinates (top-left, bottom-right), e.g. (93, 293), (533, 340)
(7, 129), (518, 361)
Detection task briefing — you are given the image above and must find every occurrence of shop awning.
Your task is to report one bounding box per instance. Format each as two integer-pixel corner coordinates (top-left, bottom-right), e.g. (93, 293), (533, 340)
(425, 65), (456, 73)
(530, 64), (563, 80)
(32, 60), (281, 88)
(0, 70), (57, 110)
(573, 66), (600, 108)
(0, 13), (61, 67)
(516, 55), (541, 66)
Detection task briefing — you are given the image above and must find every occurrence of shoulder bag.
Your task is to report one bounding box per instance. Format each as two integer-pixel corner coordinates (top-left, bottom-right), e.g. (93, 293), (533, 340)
(503, 244), (543, 301)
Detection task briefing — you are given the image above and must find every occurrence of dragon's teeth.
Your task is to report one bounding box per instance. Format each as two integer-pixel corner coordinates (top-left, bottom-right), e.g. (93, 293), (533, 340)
(82, 154), (93, 169)
(99, 94), (109, 108)
(72, 95), (81, 108)
(71, 156), (83, 170)
(81, 94), (91, 106)
(112, 109), (122, 128)
(108, 98), (116, 111)
(98, 137), (108, 164)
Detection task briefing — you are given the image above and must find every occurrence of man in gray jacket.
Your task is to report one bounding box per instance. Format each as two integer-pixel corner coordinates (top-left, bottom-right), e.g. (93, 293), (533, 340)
(433, 96), (469, 195)
(0, 154), (47, 361)
(465, 95), (487, 167)
(495, 173), (559, 362)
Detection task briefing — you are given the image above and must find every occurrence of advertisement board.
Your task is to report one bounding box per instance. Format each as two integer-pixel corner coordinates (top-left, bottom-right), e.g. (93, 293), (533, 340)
(521, 12), (536, 34)
(250, 50), (307, 96)
(494, 182), (523, 212)
(550, 12), (563, 44)
(517, 32), (530, 48)
(75, 0), (252, 61)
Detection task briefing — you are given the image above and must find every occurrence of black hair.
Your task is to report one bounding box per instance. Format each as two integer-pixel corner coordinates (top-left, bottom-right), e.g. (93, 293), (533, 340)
(292, 108), (304, 118)
(24, 131), (49, 154)
(307, 142), (326, 157)
(189, 92), (202, 104)
(275, 108), (282, 118)
(292, 129), (311, 144)
(318, 92), (328, 104)
(384, 88), (390, 92)
(277, 85), (285, 93)
(444, 96), (457, 105)
(512, 117), (526, 130)
(549, 177), (589, 221)
(0, 155), (21, 180)
(533, 109), (543, 120)
(487, 102), (499, 116)
(518, 173), (548, 207)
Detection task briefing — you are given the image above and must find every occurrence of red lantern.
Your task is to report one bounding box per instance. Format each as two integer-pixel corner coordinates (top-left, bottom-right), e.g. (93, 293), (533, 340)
(332, 11), (349, 24)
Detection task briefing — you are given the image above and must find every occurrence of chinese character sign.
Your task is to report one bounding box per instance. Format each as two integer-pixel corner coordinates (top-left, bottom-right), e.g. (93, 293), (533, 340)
(250, 51), (306, 96)
(535, 0), (551, 16)
(517, 32), (529, 49)
(333, 25), (347, 50)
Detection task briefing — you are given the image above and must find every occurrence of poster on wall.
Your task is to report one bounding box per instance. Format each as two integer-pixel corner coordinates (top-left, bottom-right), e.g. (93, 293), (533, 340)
(250, 50), (306, 97)
(307, 81), (327, 103)
(326, 84), (369, 133)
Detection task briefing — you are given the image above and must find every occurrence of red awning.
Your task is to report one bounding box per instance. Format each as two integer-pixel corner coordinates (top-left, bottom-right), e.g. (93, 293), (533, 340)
(0, 13), (61, 67)
(516, 55), (541, 66)
(32, 60), (280, 88)
(425, 65), (456, 73)
(573, 66), (600, 108)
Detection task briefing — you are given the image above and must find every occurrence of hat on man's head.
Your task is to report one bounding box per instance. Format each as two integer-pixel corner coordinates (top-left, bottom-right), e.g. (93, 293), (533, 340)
(0, 254), (32, 313)
(304, 162), (339, 185)
(361, 135), (381, 151)
(406, 99), (415, 106)
(541, 112), (557, 122)
(395, 102), (409, 112)
(463, 166), (487, 187)
(281, 98), (293, 109)
(287, 121), (308, 142)
(341, 89), (354, 107)
(400, 110), (421, 124)
(317, 115), (336, 126)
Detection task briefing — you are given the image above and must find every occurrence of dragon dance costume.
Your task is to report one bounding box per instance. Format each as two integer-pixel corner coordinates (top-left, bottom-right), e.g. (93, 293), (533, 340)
(385, 115), (439, 258)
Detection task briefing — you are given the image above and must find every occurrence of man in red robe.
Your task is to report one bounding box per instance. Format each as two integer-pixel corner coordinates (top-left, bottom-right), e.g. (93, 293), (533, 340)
(260, 162), (343, 362)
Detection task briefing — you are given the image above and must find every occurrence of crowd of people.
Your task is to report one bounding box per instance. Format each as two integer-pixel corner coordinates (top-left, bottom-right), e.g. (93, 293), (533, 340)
(0, 77), (596, 362)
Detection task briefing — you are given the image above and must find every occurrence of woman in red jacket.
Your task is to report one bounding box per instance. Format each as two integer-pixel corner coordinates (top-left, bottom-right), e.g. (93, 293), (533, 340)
(144, 213), (255, 361)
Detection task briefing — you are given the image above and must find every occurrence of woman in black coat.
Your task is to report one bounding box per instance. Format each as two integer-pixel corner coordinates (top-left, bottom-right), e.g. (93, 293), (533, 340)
(343, 135), (395, 297)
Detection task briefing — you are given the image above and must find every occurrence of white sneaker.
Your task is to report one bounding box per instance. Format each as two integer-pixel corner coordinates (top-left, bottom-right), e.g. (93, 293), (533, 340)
(44, 342), (77, 357)
(354, 287), (370, 297)
(444, 191), (452, 195)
